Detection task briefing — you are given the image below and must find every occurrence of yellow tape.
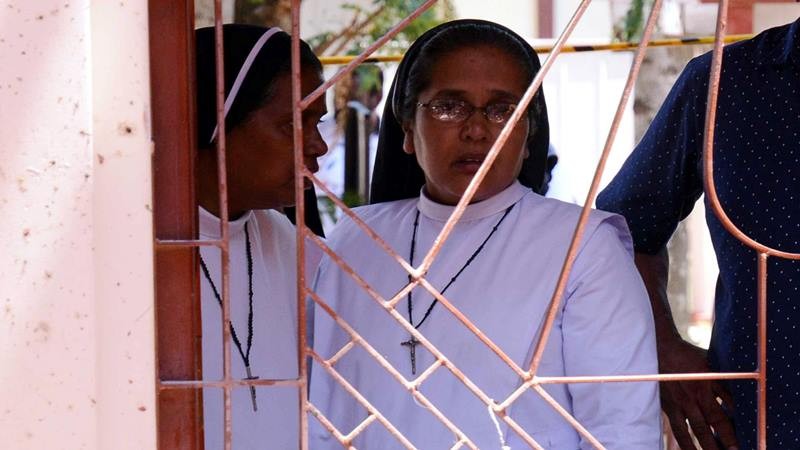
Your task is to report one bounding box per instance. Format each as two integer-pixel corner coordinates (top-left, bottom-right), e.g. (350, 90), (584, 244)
(319, 34), (754, 65)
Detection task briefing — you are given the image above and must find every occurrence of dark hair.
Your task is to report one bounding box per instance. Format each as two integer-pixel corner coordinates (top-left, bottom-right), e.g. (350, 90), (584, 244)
(195, 24), (322, 149)
(370, 19), (551, 204)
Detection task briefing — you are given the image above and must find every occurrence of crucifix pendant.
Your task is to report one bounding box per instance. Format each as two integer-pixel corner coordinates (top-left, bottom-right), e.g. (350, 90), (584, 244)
(400, 336), (420, 375)
(244, 365), (259, 412)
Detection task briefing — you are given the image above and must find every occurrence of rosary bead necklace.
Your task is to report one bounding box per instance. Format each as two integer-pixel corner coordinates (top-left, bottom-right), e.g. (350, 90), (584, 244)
(200, 222), (260, 411)
(400, 203), (515, 375)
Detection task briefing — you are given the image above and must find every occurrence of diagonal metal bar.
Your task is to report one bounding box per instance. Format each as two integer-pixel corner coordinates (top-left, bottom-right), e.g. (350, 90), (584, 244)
(532, 385), (606, 450)
(413, 359), (444, 388)
(449, 440), (467, 450)
(498, 415), (547, 450)
(308, 349), (420, 450)
(303, 229), (418, 312)
(343, 413), (380, 444)
(305, 168), (418, 278)
(307, 268), (538, 447)
(307, 288), (478, 449)
(415, 277), (529, 379)
(528, 0), (664, 375)
(417, 0), (594, 276)
(327, 340), (357, 366)
(305, 401), (352, 448)
(299, 0), (439, 110)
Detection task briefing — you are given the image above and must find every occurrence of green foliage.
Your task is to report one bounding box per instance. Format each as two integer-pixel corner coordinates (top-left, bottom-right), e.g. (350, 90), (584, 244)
(313, 0), (454, 56)
(362, 0), (452, 52)
(353, 64), (382, 94)
(341, 190), (365, 208)
(614, 0), (650, 42)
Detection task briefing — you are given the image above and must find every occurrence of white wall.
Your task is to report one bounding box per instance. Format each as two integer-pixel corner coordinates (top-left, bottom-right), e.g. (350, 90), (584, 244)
(555, 0), (613, 41)
(754, 3), (800, 33)
(300, 0), (374, 40)
(0, 1), (157, 449)
(452, 0), (539, 40)
(544, 51), (636, 204)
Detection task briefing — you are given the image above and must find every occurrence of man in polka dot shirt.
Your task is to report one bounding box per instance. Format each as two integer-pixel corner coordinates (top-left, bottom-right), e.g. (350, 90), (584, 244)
(598, 17), (800, 450)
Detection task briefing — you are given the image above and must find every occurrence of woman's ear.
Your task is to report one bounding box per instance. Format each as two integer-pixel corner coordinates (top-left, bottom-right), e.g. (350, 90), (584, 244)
(402, 123), (415, 155)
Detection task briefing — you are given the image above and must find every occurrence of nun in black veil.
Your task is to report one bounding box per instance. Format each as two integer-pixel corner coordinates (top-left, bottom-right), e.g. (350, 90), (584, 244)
(369, 19), (551, 203)
(310, 19), (661, 449)
(194, 24), (328, 449)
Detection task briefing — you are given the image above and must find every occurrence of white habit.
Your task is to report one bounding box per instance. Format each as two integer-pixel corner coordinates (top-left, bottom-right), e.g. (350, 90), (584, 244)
(200, 207), (319, 450)
(309, 182), (662, 449)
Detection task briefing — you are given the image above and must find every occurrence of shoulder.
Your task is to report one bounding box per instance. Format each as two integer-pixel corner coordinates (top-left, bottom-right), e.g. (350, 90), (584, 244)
(326, 199), (417, 243)
(690, 21), (793, 76)
(519, 192), (633, 256)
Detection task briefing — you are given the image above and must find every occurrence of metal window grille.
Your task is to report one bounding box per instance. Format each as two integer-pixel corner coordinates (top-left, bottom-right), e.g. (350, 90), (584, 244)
(149, 0), (800, 449)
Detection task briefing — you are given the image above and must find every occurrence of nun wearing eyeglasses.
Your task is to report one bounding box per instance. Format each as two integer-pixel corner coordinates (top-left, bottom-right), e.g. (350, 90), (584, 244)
(194, 25), (327, 449)
(309, 20), (662, 449)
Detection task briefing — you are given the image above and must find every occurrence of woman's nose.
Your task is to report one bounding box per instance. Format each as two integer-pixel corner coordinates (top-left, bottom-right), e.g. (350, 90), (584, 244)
(304, 127), (328, 158)
(459, 113), (491, 142)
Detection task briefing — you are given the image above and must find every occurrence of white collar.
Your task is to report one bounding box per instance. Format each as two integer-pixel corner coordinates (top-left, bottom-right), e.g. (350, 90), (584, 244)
(198, 206), (255, 238)
(416, 181), (528, 222)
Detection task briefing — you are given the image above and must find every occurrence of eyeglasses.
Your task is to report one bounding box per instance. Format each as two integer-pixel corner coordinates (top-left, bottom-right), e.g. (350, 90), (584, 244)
(417, 99), (518, 124)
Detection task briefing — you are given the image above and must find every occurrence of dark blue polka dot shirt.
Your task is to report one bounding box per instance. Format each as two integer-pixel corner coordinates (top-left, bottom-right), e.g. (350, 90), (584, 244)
(598, 18), (800, 449)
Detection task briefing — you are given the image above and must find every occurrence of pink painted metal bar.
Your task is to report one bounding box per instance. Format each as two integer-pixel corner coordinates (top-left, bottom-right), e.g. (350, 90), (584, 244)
(306, 288), (478, 449)
(700, 2), (778, 448)
(308, 262), (535, 445)
(344, 414), (379, 443)
(290, 2), (311, 449)
(415, 277), (528, 379)
(412, 359), (444, 388)
(212, 1), (234, 448)
(417, 0), (593, 275)
(499, 370), (759, 410)
(533, 385), (606, 450)
(305, 402), (350, 445)
(308, 350), (421, 449)
(449, 440), (467, 450)
(160, 378), (303, 389)
(303, 229), (416, 312)
(534, 371), (758, 384)
(529, 0), (664, 375)
(757, 253), (768, 449)
(154, 238), (224, 248)
(304, 243), (544, 447)
(501, 416), (546, 450)
(305, 168), (417, 278)
(326, 340), (356, 366)
(299, 0), (439, 110)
